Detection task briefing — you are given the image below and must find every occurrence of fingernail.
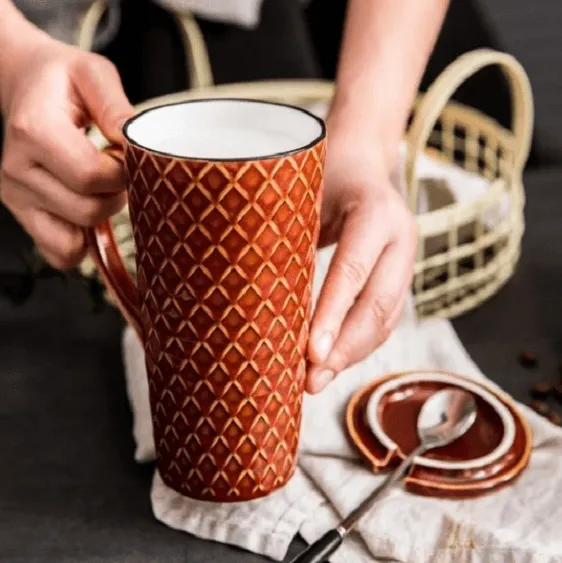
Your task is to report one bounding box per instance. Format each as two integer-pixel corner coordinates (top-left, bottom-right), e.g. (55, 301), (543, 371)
(312, 369), (335, 393)
(314, 332), (333, 363)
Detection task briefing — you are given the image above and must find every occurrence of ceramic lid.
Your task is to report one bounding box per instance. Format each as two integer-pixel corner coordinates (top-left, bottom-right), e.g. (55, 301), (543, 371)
(365, 372), (516, 471)
(346, 370), (532, 499)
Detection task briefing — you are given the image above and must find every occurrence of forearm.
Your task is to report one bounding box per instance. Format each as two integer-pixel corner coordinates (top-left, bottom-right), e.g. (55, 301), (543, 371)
(329, 0), (449, 170)
(0, 1), (51, 106)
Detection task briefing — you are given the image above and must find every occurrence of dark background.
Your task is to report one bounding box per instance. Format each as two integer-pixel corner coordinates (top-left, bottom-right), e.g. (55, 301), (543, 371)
(2, 1), (562, 561)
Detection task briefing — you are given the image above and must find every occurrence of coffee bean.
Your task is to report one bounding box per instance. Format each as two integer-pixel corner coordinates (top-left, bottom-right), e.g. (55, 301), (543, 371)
(530, 381), (552, 399)
(547, 412), (562, 426)
(518, 350), (538, 368)
(553, 384), (562, 403)
(531, 400), (550, 416)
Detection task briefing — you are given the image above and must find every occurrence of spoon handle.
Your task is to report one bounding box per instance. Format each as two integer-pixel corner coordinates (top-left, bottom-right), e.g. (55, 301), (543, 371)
(338, 443), (427, 533)
(287, 530), (343, 563)
(288, 444), (427, 563)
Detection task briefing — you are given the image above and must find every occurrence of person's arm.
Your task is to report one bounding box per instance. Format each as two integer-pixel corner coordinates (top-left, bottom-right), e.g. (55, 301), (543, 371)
(328, 0), (450, 170)
(307, 0), (449, 393)
(0, 0), (42, 57)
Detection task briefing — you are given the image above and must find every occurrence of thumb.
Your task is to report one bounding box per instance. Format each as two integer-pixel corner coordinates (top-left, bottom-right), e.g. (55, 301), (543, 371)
(74, 54), (134, 142)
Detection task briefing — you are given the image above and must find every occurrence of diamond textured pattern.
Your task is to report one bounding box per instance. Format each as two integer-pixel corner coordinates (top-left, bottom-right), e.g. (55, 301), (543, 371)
(125, 140), (326, 501)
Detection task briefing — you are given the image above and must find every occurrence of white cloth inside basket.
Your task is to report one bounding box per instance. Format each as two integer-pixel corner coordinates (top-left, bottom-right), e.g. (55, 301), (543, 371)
(119, 102), (562, 562)
(155, 0), (265, 28)
(154, 0), (312, 28)
(396, 144), (510, 231)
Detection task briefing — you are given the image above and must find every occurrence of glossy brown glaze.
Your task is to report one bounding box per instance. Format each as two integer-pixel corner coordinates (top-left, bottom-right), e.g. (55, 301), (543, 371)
(347, 371), (532, 499)
(87, 132), (326, 502)
(378, 381), (503, 462)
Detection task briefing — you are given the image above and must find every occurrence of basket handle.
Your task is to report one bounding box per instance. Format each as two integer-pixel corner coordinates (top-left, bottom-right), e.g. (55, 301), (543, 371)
(405, 48), (534, 212)
(172, 11), (215, 88)
(77, 2), (214, 88)
(76, 0), (108, 50)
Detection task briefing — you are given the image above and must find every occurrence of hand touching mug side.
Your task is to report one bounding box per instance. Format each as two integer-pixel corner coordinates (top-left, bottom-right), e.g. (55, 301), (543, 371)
(299, 0), (447, 393)
(0, 33), (134, 270)
(306, 135), (417, 394)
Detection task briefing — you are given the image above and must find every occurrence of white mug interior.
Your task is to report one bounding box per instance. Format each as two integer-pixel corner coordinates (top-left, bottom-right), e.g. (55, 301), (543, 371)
(123, 98), (325, 161)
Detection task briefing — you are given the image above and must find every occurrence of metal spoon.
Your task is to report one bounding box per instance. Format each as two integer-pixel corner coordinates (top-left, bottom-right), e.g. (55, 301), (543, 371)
(289, 388), (477, 563)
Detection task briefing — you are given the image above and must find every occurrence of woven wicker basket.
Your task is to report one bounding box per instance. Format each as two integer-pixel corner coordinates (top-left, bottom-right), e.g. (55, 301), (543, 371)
(77, 2), (534, 320)
(406, 50), (534, 319)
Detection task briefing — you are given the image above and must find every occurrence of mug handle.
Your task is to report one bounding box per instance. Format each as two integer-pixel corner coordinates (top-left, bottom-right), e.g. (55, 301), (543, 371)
(84, 145), (144, 340)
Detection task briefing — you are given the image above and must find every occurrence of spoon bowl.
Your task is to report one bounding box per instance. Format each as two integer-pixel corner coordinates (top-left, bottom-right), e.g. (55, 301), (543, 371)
(418, 388), (478, 449)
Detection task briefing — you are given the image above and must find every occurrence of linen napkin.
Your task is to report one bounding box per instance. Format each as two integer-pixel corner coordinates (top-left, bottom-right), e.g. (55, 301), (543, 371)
(122, 245), (562, 562)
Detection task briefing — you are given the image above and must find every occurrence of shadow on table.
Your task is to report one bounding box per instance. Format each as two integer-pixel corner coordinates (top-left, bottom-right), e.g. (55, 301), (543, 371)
(454, 166), (562, 403)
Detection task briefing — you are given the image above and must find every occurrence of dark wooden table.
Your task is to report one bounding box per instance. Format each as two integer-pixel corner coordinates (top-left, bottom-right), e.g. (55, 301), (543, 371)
(1, 167), (560, 562)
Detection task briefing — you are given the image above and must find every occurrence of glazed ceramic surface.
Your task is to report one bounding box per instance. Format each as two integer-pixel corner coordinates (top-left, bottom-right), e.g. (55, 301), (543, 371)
(87, 99), (326, 502)
(366, 372), (516, 470)
(346, 371), (532, 499)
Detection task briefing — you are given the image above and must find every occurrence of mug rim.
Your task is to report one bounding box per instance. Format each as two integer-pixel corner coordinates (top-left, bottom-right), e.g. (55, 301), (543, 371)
(121, 97), (326, 162)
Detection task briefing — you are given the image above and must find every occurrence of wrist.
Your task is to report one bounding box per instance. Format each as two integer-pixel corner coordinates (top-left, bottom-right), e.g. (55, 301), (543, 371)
(0, 5), (53, 109)
(327, 94), (403, 178)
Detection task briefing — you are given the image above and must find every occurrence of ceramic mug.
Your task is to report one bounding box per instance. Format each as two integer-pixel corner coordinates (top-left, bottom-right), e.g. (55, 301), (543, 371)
(86, 99), (326, 502)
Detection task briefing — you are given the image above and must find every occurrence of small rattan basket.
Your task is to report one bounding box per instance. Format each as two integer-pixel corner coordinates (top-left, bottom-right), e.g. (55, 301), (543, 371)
(405, 49), (533, 319)
(77, 2), (534, 321)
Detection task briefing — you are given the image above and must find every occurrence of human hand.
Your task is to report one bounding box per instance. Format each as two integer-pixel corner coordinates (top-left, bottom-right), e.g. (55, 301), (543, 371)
(306, 128), (417, 394)
(0, 35), (134, 270)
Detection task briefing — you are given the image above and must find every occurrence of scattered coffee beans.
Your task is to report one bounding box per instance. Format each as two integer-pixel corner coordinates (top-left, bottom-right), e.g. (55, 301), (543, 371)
(518, 350), (538, 368)
(531, 400), (550, 416)
(530, 381), (552, 399)
(521, 356), (562, 421)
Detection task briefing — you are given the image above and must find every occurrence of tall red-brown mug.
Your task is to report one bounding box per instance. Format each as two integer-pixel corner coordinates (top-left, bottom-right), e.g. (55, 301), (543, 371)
(86, 99), (326, 502)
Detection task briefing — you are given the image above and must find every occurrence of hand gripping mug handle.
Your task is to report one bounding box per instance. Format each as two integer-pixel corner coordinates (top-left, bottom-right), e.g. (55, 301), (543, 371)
(84, 145), (144, 340)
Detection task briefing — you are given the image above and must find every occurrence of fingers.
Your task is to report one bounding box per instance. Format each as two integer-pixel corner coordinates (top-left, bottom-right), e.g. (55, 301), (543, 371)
(74, 55), (134, 143)
(307, 194), (417, 395)
(307, 236), (414, 394)
(314, 246), (412, 383)
(18, 207), (87, 271)
(0, 48), (131, 272)
(1, 159), (126, 270)
(4, 167), (126, 227)
(308, 202), (388, 365)
(9, 115), (125, 196)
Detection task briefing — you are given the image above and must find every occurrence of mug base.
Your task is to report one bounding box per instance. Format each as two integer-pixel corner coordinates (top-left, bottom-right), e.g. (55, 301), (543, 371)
(157, 463), (298, 503)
